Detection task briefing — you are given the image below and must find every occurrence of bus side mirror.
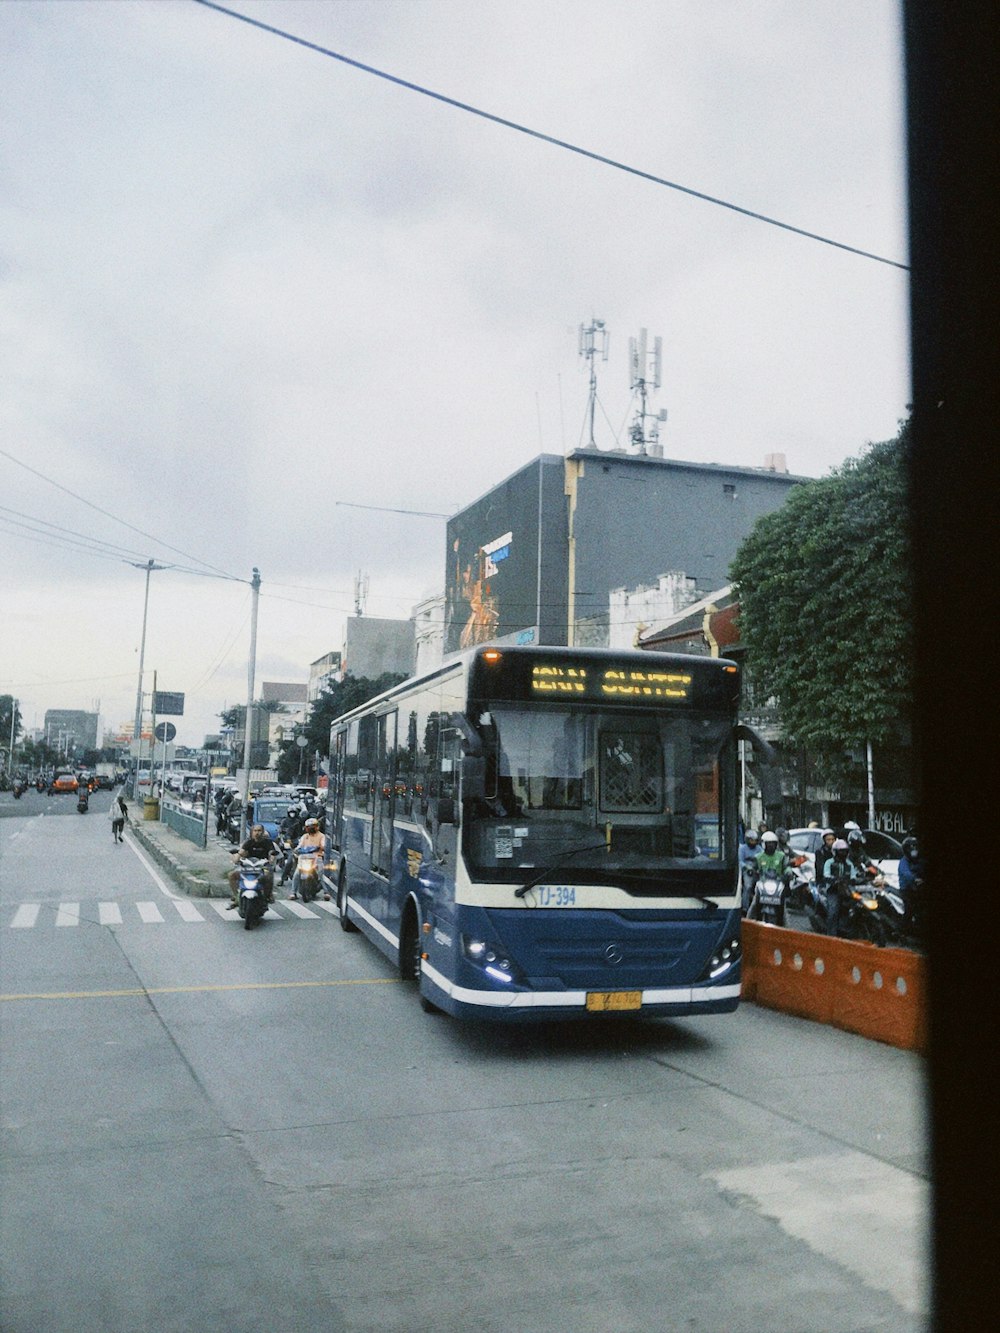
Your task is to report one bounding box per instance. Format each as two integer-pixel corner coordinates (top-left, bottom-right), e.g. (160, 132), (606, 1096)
(437, 797), (457, 826)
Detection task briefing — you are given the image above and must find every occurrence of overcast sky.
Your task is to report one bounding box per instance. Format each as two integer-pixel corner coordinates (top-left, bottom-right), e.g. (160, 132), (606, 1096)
(1, 0), (909, 748)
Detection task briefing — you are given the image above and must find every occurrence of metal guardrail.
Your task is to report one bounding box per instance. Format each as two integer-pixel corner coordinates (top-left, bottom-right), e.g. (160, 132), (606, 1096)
(160, 798), (207, 848)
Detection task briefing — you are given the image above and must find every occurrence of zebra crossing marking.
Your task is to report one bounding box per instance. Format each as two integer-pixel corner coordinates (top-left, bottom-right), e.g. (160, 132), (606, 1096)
(5, 899), (330, 929)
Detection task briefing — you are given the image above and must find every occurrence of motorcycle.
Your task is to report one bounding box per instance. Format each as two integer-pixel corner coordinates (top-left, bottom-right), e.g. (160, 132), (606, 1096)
(293, 847), (325, 904)
(236, 857), (271, 931)
(277, 836), (296, 886)
(746, 866), (789, 927)
(870, 882), (923, 949)
(76, 789), (90, 813)
(809, 873), (889, 945)
(13, 779), (27, 799)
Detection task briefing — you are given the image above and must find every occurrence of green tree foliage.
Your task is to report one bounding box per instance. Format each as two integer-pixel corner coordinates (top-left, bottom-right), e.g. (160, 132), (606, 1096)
(730, 422), (912, 752)
(275, 673), (405, 781)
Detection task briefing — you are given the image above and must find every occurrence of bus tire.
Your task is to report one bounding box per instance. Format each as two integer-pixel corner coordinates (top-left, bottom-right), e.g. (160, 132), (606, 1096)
(337, 869), (357, 933)
(400, 901), (421, 982)
(401, 902), (442, 1013)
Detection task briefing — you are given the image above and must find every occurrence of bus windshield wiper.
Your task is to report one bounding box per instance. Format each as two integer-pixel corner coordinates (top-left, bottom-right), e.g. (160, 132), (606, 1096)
(514, 843), (609, 898)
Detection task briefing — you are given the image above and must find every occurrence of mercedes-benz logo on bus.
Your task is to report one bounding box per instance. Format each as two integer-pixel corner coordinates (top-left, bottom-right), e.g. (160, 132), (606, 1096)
(604, 943), (624, 966)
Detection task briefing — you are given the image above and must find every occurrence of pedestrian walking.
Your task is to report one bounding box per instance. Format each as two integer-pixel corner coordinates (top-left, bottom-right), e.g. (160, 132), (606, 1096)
(109, 790), (130, 843)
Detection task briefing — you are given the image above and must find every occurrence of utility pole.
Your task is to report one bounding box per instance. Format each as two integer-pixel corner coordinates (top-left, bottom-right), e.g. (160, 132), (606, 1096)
(130, 558), (165, 798)
(239, 568), (261, 845)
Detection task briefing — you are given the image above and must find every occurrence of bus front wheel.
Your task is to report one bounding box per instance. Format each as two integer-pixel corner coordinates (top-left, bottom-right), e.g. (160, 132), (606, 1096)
(401, 903), (441, 1013)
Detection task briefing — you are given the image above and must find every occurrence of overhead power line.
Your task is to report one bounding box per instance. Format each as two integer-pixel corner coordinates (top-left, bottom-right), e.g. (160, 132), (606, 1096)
(0, 447), (246, 583)
(192, 0), (909, 272)
(335, 500), (453, 519)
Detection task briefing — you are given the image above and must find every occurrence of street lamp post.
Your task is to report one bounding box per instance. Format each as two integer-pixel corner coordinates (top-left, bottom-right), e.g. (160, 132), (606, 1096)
(130, 559), (166, 799)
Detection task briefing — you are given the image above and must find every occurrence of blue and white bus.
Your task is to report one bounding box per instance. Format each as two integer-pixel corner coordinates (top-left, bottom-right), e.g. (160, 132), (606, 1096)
(327, 644), (743, 1022)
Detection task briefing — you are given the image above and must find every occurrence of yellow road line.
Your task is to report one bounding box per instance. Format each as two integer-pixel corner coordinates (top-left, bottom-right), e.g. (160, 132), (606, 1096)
(0, 977), (400, 1002)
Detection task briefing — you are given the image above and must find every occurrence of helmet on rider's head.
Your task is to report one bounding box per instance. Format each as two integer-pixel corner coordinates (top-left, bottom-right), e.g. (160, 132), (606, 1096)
(843, 821), (861, 833)
(776, 827), (789, 843)
(902, 836), (918, 858)
(288, 805), (300, 817)
(832, 838), (849, 858)
(745, 830), (759, 845)
(847, 828), (865, 847)
(761, 831), (778, 850)
(304, 817), (319, 829)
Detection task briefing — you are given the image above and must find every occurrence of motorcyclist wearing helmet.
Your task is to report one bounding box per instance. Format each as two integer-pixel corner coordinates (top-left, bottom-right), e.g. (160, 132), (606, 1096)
(813, 829), (837, 886)
(754, 830), (792, 879)
(278, 805), (305, 884)
(845, 828), (878, 881)
(823, 838), (853, 936)
(279, 804), (304, 842)
(289, 817), (331, 901)
(738, 828), (760, 866)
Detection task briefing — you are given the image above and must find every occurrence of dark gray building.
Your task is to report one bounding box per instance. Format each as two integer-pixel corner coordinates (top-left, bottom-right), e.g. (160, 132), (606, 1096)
(43, 709), (99, 755)
(444, 449), (804, 652)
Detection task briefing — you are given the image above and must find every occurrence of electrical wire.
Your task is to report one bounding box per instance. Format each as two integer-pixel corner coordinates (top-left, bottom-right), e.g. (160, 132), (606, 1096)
(335, 500), (453, 519)
(192, 0), (909, 272)
(0, 504), (151, 562)
(0, 447), (246, 582)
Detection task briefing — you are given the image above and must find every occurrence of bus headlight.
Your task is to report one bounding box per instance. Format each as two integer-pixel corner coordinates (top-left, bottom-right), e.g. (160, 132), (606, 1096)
(704, 937), (741, 980)
(462, 935), (513, 982)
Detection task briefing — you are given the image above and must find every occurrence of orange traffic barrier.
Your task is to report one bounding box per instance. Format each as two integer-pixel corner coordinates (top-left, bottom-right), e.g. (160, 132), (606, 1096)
(741, 919), (927, 1053)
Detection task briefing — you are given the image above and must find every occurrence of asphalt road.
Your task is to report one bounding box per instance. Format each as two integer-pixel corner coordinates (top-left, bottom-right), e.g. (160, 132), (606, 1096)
(0, 790), (929, 1332)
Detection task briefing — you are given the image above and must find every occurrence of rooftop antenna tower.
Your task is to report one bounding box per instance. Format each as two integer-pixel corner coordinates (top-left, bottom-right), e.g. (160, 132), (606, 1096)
(353, 570), (369, 617)
(578, 318), (609, 449)
(628, 328), (666, 456)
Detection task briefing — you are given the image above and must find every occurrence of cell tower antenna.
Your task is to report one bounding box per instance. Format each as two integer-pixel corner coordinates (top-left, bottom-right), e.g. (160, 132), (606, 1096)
(578, 318), (609, 449)
(353, 570), (369, 617)
(628, 326), (667, 455)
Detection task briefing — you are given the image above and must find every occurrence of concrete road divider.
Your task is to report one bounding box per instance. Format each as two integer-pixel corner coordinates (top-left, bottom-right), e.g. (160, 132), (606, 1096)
(742, 919), (926, 1053)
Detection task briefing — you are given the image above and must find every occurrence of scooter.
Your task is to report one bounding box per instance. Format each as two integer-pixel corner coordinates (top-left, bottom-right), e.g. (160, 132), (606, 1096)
(293, 847), (324, 904)
(12, 779), (27, 799)
(236, 857), (271, 931)
(746, 866), (787, 927)
(76, 789), (90, 813)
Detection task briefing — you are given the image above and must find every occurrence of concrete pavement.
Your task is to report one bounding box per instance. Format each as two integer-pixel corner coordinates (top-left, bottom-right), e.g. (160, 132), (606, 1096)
(129, 811), (234, 898)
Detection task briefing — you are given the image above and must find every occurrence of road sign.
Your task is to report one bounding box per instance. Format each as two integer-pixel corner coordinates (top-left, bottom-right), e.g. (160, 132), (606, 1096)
(154, 722), (177, 742)
(153, 691), (184, 716)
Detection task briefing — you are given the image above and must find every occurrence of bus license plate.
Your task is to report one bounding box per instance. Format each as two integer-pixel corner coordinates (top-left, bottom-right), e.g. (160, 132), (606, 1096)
(586, 990), (642, 1013)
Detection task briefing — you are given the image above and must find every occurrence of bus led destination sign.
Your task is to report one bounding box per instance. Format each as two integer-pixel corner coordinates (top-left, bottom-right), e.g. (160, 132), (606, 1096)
(531, 664), (692, 701)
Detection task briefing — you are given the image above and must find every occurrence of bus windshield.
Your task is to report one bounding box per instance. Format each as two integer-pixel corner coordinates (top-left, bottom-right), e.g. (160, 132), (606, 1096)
(464, 703), (733, 881)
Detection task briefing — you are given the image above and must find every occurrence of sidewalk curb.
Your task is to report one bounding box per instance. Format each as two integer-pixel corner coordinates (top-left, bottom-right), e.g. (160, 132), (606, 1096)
(129, 821), (224, 899)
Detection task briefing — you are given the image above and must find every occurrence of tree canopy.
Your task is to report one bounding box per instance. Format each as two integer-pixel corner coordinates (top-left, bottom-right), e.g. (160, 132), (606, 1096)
(275, 673), (406, 781)
(730, 422), (912, 752)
